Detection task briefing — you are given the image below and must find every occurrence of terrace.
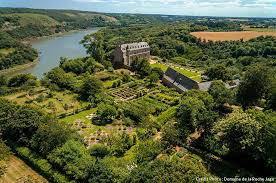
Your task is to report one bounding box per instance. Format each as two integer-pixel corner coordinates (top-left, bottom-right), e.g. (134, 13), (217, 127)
(151, 62), (202, 82)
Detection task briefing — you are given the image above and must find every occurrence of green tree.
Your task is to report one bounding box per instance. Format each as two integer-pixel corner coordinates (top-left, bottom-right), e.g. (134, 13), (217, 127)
(148, 72), (159, 85)
(177, 96), (217, 138)
(31, 122), (77, 156)
(205, 64), (231, 81)
(0, 99), (47, 145)
(131, 58), (151, 78)
(237, 66), (271, 107)
(151, 67), (164, 79)
(247, 110), (276, 173)
(89, 144), (110, 158)
(80, 76), (103, 101)
(87, 161), (114, 183)
(84, 58), (98, 73)
(96, 103), (118, 124)
(60, 58), (85, 74)
(177, 97), (206, 137)
(104, 132), (135, 157)
(8, 74), (37, 87)
(45, 67), (77, 90)
(129, 140), (163, 163)
(213, 109), (262, 158)
(124, 155), (217, 183)
(208, 80), (234, 107)
(182, 90), (215, 110)
(161, 120), (181, 147)
(82, 32), (105, 63)
(48, 140), (95, 181)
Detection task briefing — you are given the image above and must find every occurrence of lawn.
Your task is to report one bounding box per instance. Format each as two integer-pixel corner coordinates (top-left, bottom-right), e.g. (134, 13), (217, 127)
(60, 108), (97, 124)
(103, 79), (119, 88)
(151, 62), (202, 82)
(0, 156), (47, 183)
(59, 108), (104, 136)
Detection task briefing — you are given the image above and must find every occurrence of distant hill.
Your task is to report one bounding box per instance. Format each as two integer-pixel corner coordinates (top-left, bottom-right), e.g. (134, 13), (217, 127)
(0, 8), (118, 39)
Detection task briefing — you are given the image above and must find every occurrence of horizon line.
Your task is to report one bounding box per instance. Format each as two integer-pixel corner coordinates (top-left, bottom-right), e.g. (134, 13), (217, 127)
(0, 6), (275, 19)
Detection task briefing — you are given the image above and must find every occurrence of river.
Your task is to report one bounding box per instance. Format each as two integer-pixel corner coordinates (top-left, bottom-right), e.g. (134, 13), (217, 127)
(21, 28), (100, 78)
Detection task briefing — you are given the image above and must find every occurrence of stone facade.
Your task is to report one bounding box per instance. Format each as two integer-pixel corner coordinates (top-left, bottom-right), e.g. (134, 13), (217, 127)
(113, 42), (150, 68)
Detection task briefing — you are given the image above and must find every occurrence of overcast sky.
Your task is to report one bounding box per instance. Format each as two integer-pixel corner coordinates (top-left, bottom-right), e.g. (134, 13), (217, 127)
(1, 0), (276, 17)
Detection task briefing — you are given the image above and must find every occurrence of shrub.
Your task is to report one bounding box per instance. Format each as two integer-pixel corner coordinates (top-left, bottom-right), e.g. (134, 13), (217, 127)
(89, 144), (110, 158)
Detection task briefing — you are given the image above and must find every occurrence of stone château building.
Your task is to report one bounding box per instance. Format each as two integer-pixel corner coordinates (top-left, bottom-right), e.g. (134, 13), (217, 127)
(112, 42), (150, 68)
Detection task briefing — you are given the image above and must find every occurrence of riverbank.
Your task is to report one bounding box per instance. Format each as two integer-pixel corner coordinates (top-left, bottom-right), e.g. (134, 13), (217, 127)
(3, 28), (99, 78)
(23, 27), (102, 45)
(0, 58), (39, 77)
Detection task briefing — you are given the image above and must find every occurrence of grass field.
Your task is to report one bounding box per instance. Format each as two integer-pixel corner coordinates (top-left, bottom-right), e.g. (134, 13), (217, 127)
(190, 31), (276, 41)
(0, 156), (47, 183)
(151, 62), (202, 82)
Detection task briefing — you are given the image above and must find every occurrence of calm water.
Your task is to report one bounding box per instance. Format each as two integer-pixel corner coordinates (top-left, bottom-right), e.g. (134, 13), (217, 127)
(21, 28), (99, 78)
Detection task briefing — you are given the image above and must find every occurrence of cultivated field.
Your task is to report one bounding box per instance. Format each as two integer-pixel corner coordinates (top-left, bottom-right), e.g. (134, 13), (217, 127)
(190, 31), (276, 41)
(0, 156), (47, 183)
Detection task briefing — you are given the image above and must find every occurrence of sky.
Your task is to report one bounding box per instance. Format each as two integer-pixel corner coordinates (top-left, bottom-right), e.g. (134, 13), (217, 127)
(0, 0), (276, 18)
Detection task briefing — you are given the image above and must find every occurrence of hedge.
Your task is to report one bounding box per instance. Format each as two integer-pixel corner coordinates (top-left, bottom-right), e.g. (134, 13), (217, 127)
(156, 106), (177, 125)
(15, 146), (71, 183)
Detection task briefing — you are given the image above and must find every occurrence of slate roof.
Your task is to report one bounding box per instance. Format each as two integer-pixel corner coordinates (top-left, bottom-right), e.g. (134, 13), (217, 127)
(163, 67), (198, 92)
(120, 42), (149, 52)
(164, 67), (178, 80)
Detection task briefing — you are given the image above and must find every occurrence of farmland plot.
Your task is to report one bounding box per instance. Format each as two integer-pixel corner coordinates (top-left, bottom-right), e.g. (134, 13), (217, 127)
(191, 31), (276, 41)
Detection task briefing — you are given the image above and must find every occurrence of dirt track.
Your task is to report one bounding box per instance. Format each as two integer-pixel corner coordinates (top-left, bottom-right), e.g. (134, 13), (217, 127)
(0, 156), (47, 183)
